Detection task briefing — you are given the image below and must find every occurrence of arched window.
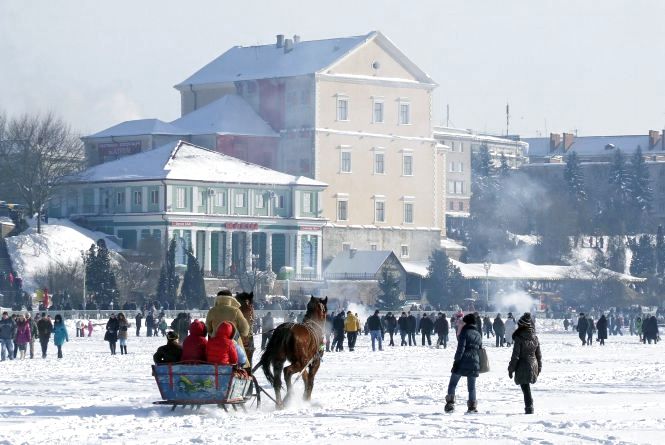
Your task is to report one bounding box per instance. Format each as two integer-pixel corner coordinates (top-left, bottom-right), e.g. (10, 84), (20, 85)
(303, 240), (314, 268)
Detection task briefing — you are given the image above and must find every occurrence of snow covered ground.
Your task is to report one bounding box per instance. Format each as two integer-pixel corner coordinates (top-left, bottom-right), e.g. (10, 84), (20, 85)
(4, 218), (121, 294)
(0, 319), (664, 444)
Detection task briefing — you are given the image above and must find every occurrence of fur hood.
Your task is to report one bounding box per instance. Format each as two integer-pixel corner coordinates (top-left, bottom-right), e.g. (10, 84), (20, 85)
(215, 295), (240, 308)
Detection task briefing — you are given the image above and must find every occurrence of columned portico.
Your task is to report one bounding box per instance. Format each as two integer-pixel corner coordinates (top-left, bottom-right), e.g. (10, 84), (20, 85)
(244, 231), (253, 271)
(204, 230), (212, 272)
(265, 232), (273, 273)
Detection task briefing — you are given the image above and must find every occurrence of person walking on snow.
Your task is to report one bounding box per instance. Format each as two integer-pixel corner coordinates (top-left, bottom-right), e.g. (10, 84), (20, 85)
(493, 314), (506, 347)
(344, 311), (360, 351)
(53, 314), (68, 359)
(135, 312), (143, 336)
(577, 314), (589, 345)
(586, 316), (595, 346)
(508, 313), (542, 414)
(0, 311), (17, 361)
(420, 313), (434, 346)
(445, 314), (482, 414)
(367, 310), (384, 351)
(105, 313), (120, 355)
(504, 313), (517, 347)
(36, 312), (53, 358)
(596, 314), (608, 345)
(14, 314), (31, 360)
(117, 312), (130, 355)
(434, 313), (450, 349)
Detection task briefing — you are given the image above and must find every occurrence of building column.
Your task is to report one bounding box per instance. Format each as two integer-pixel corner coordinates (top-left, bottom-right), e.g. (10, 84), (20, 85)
(245, 232), (253, 271)
(315, 233), (322, 277)
(190, 230), (197, 259)
(224, 231), (232, 276)
(265, 232), (273, 273)
(295, 233), (302, 275)
(204, 230), (212, 272)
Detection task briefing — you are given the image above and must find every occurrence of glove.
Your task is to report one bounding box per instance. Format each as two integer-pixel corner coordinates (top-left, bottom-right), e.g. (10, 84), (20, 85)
(451, 362), (459, 373)
(508, 370), (513, 379)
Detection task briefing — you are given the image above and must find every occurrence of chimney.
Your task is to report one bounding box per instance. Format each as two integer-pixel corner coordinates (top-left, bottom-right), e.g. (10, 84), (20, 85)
(648, 130), (661, 151)
(562, 132), (575, 152)
(549, 133), (561, 152)
(276, 34), (285, 48)
(293, 34), (301, 45)
(284, 38), (293, 53)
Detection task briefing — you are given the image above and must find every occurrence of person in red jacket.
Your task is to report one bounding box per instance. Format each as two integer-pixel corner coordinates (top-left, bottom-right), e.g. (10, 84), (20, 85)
(181, 319), (207, 362)
(206, 321), (238, 365)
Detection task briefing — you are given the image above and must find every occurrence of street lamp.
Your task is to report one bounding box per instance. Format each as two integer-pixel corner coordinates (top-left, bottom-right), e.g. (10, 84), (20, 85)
(483, 261), (492, 309)
(80, 250), (86, 308)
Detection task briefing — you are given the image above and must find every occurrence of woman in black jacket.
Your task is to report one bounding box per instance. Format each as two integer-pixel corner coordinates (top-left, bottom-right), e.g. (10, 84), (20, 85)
(105, 313), (120, 355)
(445, 314), (482, 413)
(508, 313), (542, 414)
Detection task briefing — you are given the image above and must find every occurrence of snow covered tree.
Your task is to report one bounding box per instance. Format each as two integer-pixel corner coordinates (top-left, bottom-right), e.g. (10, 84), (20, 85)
(498, 153), (511, 178)
(563, 151), (588, 234)
(425, 249), (467, 309)
(629, 235), (655, 277)
(656, 226), (665, 276)
(629, 147), (653, 230)
(85, 239), (118, 308)
(607, 236), (626, 274)
(607, 149), (632, 233)
(156, 237), (180, 308)
(377, 268), (401, 310)
(180, 249), (208, 309)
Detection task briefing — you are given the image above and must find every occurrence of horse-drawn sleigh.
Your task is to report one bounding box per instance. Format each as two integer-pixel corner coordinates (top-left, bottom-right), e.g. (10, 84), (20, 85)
(151, 294), (328, 411)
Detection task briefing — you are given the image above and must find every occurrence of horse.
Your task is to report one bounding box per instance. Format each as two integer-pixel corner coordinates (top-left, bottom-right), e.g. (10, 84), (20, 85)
(258, 296), (327, 408)
(235, 291), (255, 368)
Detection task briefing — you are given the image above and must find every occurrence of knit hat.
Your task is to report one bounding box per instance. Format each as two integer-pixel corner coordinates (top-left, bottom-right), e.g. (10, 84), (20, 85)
(462, 314), (475, 325)
(166, 331), (178, 341)
(518, 313), (532, 328)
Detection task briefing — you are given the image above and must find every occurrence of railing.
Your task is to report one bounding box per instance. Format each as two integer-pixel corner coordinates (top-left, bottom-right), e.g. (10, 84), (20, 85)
(324, 273), (377, 280)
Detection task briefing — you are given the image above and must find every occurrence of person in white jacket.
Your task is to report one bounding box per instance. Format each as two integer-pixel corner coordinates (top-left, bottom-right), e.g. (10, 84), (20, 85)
(504, 313), (517, 346)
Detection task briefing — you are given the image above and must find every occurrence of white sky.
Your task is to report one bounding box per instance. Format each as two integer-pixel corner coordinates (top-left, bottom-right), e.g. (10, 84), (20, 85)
(1, 0), (664, 137)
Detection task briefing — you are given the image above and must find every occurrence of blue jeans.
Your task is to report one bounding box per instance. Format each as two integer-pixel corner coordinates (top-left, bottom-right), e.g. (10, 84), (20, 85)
(0, 338), (14, 361)
(370, 330), (383, 351)
(447, 372), (476, 402)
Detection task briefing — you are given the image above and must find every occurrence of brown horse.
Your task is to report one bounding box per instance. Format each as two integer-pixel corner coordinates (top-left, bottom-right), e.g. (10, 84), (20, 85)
(258, 296), (327, 408)
(235, 291), (255, 368)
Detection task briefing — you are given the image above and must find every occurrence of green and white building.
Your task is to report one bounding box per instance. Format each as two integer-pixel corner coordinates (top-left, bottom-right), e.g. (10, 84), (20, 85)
(49, 140), (327, 277)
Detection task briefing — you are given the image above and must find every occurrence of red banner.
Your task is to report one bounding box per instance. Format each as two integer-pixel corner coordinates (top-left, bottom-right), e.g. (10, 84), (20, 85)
(225, 222), (259, 231)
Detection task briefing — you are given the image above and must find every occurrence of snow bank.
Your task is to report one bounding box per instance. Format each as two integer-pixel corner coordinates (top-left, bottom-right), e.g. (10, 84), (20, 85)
(4, 218), (121, 294)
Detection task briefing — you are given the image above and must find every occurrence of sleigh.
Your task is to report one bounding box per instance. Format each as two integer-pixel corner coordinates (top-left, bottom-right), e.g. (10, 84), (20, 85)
(152, 362), (258, 411)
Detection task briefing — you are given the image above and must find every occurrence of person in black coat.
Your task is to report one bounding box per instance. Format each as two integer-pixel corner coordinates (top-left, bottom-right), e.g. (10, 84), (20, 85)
(445, 314), (483, 413)
(420, 313), (434, 346)
(105, 313), (120, 355)
(146, 312), (155, 337)
(643, 316), (659, 344)
(596, 314), (608, 345)
(434, 313), (450, 348)
(36, 313), (53, 358)
(385, 312), (397, 346)
(135, 312), (143, 336)
(153, 331), (182, 364)
(367, 310), (384, 351)
(493, 314), (505, 347)
(406, 312), (417, 346)
(577, 314), (589, 345)
(398, 312), (409, 346)
(331, 311), (346, 351)
(508, 313), (542, 414)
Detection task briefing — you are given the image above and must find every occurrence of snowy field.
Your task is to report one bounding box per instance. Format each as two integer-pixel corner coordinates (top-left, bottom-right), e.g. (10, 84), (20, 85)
(0, 319), (664, 445)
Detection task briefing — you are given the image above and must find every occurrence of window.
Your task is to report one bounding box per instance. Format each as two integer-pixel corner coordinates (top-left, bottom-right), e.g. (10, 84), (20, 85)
(448, 161), (464, 173)
(374, 152), (385, 174)
(370, 244), (377, 251)
(235, 192), (245, 208)
(303, 193), (311, 213)
(375, 201), (385, 222)
(448, 201), (455, 211)
(256, 193), (265, 209)
(150, 190), (159, 205)
(133, 191), (142, 206)
(176, 188), (186, 208)
(448, 180), (465, 195)
(337, 200), (348, 221)
(458, 201), (464, 211)
(116, 191), (125, 206)
(216, 191), (226, 207)
(403, 202), (414, 224)
(401, 245), (409, 258)
(336, 96), (349, 121)
(403, 153), (413, 176)
(198, 191), (206, 206)
(373, 100), (384, 123)
(449, 141), (455, 152)
(399, 101), (411, 125)
(342, 243), (351, 252)
(274, 194), (285, 209)
(340, 150), (352, 173)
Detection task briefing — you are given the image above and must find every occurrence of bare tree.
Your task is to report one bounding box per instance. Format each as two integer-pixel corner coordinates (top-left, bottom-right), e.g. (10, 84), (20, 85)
(0, 112), (84, 233)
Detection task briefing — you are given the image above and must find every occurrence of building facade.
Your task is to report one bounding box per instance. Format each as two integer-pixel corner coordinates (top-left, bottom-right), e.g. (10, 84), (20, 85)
(49, 141), (327, 277)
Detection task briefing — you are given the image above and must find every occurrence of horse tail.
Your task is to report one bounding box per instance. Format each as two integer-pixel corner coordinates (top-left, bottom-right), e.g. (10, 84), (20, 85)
(259, 325), (291, 387)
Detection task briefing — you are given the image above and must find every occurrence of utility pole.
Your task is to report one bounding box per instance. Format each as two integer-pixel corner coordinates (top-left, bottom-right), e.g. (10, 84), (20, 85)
(506, 103), (510, 136)
(446, 104), (450, 127)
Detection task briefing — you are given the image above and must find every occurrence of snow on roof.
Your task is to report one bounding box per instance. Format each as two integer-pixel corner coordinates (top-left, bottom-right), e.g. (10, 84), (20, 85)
(69, 140), (326, 187)
(450, 259), (645, 283)
(177, 33), (372, 87)
(324, 250), (399, 276)
(524, 135), (661, 158)
(84, 119), (186, 139)
(171, 95), (277, 137)
(402, 260), (429, 277)
(440, 238), (466, 250)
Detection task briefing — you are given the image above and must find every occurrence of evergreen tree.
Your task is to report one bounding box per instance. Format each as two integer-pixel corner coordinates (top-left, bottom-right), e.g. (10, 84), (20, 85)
(629, 235), (655, 277)
(607, 149), (632, 233)
(607, 236), (626, 274)
(425, 249), (450, 308)
(467, 145), (502, 261)
(180, 249), (208, 309)
(564, 151), (587, 204)
(498, 153), (511, 178)
(85, 239), (118, 307)
(377, 268), (401, 310)
(629, 146), (653, 227)
(656, 225), (665, 276)
(156, 237), (180, 308)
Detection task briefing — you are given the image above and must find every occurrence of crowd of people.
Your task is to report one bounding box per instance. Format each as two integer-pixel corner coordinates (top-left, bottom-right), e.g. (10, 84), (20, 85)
(568, 313), (661, 346)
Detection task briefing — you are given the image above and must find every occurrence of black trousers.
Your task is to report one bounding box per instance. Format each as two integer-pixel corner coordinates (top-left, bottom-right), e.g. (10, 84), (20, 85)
(56, 344), (63, 359)
(388, 331), (395, 346)
(39, 337), (49, 357)
(520, 384), (533, 407)
(437, 333), (448, 348)
(332, 331), (344, 351)
(347, 332), (357, 350)
(136, 325), (141, 336)
(421, 332), (431, 346)
(408, 332), (416, 346)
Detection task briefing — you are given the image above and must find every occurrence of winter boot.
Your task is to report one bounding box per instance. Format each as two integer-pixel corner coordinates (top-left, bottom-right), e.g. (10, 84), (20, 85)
(444, 394), (455, 413)
(525, 405), (534, 414)
(120, 345), (124, 355)
(466, 400), (478, 413)
(123, 346), (127, 354)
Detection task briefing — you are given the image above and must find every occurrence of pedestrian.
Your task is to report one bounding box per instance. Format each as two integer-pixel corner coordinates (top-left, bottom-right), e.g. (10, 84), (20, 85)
(117, 312), (130, 355)
(445, 314), (482, 413)
(153, 331), (182, 364)
(145, 312), (154, 337)
(507, 313), (542, 414)
(596, 314), (608, 346)
(586, 316), (595, 346)
(577, 313), (589, 345)
(483, 315), (494, 338)
(493, 314), (505, 347)
(36, 312), (53, 358)
(27, 313), (37, 358)
(345, 311), (360, 351)
(367, 310), (384, 351)
(385, 312), (397, 346)
(87, 319), (93, 337)
(435, 313), (450, 349)
(420, 313), (434, 346)
(135, 312), (143, 336)
(563, 318), (570, 331)
(504, 313), (517, 346)
(261, 312), (274, 350)
(398, 312), (409, 346)
(105, 313), (120, 355)
(407, 311), (417, 346)
(331, 311), (345, 351)
(0, 312), (17, 361)
(53, 314), (68, 359)
(636, 316), (643, 341)
(643, 315), (659, 344)
(14, 314), (31, 360)
(11, 314), (18, 359)
(158, 318), (167, 337)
